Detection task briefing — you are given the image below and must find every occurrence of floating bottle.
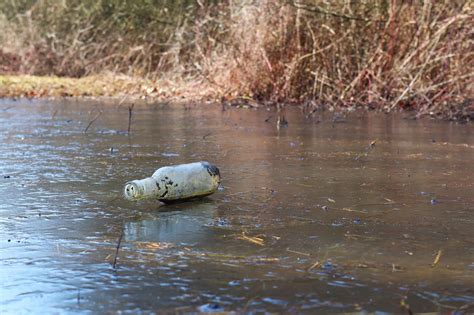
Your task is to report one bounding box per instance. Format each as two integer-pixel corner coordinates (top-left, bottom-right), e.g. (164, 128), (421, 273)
(124, 161), (220, 202)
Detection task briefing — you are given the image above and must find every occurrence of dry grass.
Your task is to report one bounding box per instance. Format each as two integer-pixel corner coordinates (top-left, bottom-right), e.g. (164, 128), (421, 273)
(0, 0), (473, 120)
(188, 1), (473, 120)
(0, 73), (226, 101)
(0, 74), (147, 98)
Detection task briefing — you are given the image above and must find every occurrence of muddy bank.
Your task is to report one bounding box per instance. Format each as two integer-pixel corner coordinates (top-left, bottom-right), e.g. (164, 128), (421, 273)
(1, 75), (473, 122)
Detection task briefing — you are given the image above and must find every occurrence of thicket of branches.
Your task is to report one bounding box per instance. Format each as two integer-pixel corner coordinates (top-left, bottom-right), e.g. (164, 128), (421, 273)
(1, 0), (472, 119)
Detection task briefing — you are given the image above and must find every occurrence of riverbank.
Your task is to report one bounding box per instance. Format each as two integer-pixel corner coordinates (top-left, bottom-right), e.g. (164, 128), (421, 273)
(1, 74), (472, 122)
(0, 74), (149, 99)
(0, 74), (230, 101)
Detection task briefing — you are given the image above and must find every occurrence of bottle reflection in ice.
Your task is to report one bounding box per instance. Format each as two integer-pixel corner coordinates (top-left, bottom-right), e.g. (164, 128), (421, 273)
(124, 161), (220, 203)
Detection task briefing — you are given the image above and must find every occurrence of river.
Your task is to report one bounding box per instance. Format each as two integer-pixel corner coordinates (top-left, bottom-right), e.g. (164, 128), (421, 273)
(0, 99), (473, 313)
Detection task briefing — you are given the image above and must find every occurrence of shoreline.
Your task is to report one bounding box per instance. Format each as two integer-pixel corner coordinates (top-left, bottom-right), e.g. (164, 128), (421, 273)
(0, 74), (472, 122)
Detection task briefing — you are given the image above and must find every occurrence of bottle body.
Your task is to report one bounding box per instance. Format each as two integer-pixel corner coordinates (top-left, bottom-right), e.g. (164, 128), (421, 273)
(124, 161), (220, 202)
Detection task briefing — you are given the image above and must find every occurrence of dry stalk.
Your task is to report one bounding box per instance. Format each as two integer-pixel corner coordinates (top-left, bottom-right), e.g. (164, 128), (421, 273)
(1, 0), (471, 119)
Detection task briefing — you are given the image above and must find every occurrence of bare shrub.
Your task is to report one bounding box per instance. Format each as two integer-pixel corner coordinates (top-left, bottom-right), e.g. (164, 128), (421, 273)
(0, 0), (472, 119)
(177, 0), (472, 118)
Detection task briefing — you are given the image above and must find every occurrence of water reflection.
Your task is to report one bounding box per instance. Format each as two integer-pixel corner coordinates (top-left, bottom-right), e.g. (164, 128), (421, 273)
(124, 200), (217, 244)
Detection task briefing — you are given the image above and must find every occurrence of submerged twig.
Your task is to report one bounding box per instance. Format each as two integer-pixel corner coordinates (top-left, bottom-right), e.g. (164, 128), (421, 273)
(341, 207), (368, 214)
(226, 190), (251, 197)
(355, 139), (378, 160)
(127, 103), (135, 135)
(237, 232), (264, 246)
(308, 261), (320, 270)
(112, 227), (124, 270)
(400, 297), (414, 315)
(1, 106), (14, 112)
(286, 248), (310, 256)
(116, 95), (128, 109)
(431, 249), (442, 267)
(51, 109), (59, 120)
(83, 111), (102, 133)
(344, 233), (377, 240)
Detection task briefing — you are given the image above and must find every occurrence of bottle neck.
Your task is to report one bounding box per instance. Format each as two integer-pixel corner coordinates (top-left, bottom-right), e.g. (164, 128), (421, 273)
(124, 177), (159, 200)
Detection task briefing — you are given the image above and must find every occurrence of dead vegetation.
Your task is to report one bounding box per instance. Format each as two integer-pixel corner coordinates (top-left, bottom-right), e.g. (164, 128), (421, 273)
(0, 0), (473, 120)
